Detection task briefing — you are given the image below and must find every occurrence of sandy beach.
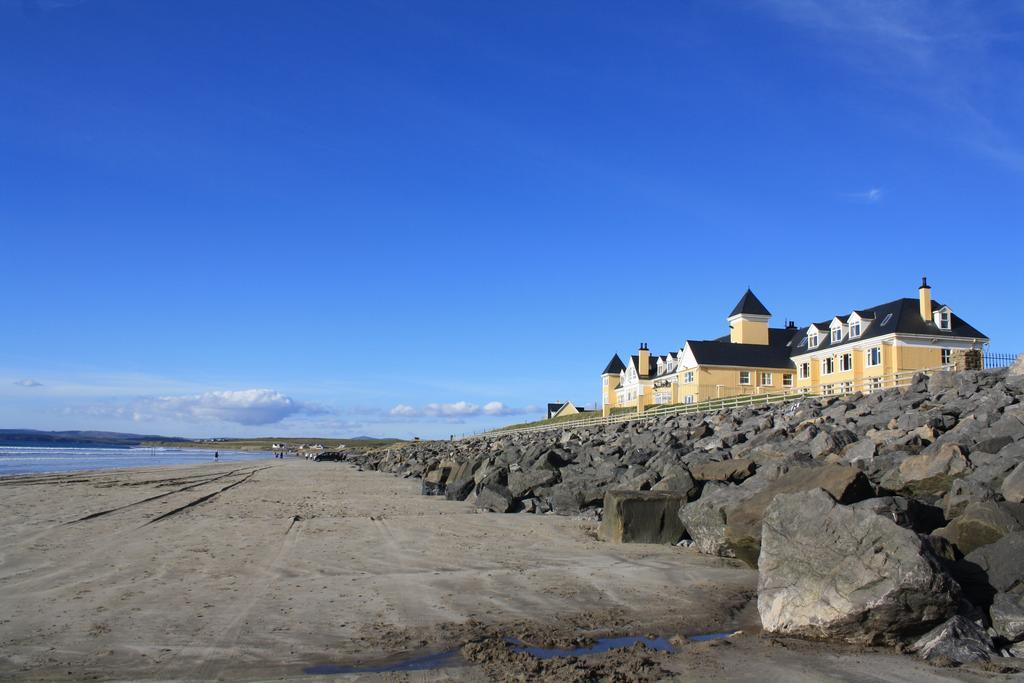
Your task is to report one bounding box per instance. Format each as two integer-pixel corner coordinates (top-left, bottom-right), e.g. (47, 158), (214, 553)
(0, 460), (1010, 681)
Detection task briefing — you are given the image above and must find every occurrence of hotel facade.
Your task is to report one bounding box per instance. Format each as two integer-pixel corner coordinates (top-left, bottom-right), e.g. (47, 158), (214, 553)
(601, 279), (989, 414)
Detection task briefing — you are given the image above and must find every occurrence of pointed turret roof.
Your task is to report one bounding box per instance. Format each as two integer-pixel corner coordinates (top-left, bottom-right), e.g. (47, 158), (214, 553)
(601, 354), (626, 375)
(729, 289), (771, 317)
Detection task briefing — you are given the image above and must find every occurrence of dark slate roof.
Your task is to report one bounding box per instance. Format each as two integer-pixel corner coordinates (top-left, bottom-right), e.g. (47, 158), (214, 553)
(729, 289), (771, 317)
(601, 354), (626, 375)
(713, 327), (799, 347)
(790, 298), (988, 357)
(629, 354), (659, 377)
(546, 402), (566, 419)
(687, 339), (795, 369)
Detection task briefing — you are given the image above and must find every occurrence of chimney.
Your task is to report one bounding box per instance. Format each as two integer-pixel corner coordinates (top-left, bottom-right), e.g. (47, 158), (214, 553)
(638, 343), (650, 378)
(919, 276), (932, 322)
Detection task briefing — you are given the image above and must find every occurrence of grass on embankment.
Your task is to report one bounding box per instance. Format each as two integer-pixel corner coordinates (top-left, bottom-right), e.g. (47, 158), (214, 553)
(141, 437), (403, 452)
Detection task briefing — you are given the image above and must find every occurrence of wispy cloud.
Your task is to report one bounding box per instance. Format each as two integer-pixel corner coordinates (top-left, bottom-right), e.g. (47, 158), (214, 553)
(13, 378), (43, 387)
(760, 1), (1024, 171)
(843, 187), (883, 203)
(70, 388), (329, 426)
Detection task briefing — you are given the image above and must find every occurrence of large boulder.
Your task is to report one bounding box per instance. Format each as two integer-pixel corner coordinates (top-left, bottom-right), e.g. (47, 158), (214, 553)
(688, 458), (756, 483)
(723, 464), (874, 567)
(896, 443), (970, 497)
(910, 616), (996, 664)
(952, 532), (1024, 607)
(852, 496), (945, 534)
(1002, 461), (1024, 504)
(678, 483), (759, 558)
(475, 483), (514, 513)
(942, 478), (994, 519)
(508, 469), (559, 499)
(758, 489), (959, 644)
(651, 465), (701, 501)
(932, 501), (1024, 556)
(599, 490), (685, 544)
(991, 592), (1024, 643)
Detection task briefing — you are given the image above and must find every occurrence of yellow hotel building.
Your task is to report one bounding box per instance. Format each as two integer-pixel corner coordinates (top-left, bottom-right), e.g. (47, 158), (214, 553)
(601, 279), (989, 414)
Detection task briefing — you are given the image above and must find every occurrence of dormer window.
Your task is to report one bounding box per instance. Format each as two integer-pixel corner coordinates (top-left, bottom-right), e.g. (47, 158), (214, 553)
(831, 327), (843, 343)
(808, 332), (819, 347)
(934, 308), (951, 330)
(850, 321), (861, 338)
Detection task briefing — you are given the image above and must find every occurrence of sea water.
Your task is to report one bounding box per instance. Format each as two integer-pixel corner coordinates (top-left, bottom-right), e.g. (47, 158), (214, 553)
(0, 444), (272, 476)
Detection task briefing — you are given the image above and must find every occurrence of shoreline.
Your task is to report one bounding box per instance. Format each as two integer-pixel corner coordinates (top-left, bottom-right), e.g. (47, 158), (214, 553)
(0, 459), (1013, 681)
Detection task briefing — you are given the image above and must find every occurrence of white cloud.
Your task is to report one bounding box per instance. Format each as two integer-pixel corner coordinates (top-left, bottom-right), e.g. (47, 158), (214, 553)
(73, 388), (327, 426)
(13, 379), (42, 387)
(844, 187), (883, 203)
(423, 401), (481, 417)
(388, 404), (418, 417)
(483, 401), (535, 416)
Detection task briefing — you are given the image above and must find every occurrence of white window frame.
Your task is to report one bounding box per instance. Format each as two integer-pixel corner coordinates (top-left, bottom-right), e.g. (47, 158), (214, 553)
(798, 362), (810, 379)
(938, 311), (951, 330)
(808, 332), (819, 348)
(739, 371), (751, 385)
(941, 348), (951, 365)
(831, 327), (843, 343)
(866, 346), (881, 367)
(850, 321), (861, 338)
(684, 371), (694, 384)
(760, 372), (772, 386)
(684, 395), (695, 405)
(840, 381), (853, 394)
(839, 353), (853, 372)
(783, 374), (794, 387)
(822, 357), (834, 375)
(868, 377), (883, 391)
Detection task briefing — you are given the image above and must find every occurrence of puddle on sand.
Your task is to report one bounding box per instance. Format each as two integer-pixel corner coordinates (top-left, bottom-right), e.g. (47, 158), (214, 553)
(304, 630), (739, 674)
(507, 635), (675, 658)
(686, 631), (738, 642)
(304, 649), (460, 675)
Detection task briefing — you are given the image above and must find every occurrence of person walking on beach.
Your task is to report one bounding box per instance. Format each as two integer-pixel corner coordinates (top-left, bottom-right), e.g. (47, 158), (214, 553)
(214, 451), (219, 460)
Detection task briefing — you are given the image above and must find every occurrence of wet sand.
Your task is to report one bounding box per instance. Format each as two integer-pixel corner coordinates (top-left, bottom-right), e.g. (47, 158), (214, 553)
(0, 460), (1010, 681)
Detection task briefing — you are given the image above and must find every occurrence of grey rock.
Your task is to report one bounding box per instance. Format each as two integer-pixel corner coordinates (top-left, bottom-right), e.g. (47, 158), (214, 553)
(943, 478), (995, 519)
(651, 465), (701, 501)
(475, 483), (514, 513)
(688, 458), (756, 483)
(1002, 462), (1024, 504)
(933, 501), (1024, 556)
(599, 490), (685, 544)
(507, 469), (560, 499)
(957, 532), (1024, 597)
(444, 476), (476, 501)
(911, 615), (996, 664)
(991, 592), (1024, 643)
(678, 483), (759, 558)
(758, 489), (959, 644)
(852, 496), (945, 534)
(723, 464), (874, 567)
(897, 443), (971, 497)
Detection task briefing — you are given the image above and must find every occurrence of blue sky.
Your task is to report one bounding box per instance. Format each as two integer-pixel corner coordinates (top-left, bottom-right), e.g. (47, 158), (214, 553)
(1, 1), (1022, 439)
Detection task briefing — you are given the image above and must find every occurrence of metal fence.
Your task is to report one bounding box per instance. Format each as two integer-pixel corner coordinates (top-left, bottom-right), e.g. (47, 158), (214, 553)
(468, 365), (958, 439)
(984, 352), (1020, 370)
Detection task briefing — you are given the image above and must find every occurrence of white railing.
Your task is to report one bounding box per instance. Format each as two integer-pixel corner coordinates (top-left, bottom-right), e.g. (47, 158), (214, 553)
(464, 365), (953, 439)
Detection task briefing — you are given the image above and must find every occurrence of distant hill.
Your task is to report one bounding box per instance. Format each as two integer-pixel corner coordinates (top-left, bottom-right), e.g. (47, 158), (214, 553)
(0, 429), (187, 447)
